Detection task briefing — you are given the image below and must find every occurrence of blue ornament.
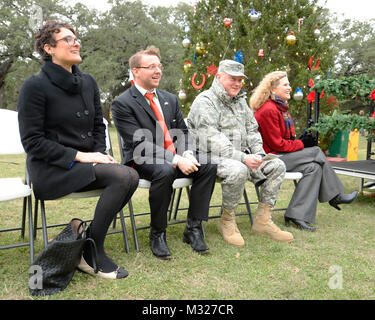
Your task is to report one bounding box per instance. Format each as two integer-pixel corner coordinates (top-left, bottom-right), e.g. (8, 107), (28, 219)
(249, 9), (261, 21)
(234, 50), (244, 64)
(293, 87), (304, 101)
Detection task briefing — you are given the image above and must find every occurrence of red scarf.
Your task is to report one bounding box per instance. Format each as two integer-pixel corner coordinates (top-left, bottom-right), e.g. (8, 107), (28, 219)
(274, 96), (295, 140)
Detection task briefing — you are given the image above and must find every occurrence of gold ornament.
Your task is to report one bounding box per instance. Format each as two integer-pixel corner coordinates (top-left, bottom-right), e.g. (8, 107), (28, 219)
(286, 31), (297, 46)
(196, 42), (207, 55)
(184, 61), (193, 72)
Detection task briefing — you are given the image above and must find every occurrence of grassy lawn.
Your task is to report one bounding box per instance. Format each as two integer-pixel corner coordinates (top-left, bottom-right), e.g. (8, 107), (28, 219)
(0, 128), (374, 300)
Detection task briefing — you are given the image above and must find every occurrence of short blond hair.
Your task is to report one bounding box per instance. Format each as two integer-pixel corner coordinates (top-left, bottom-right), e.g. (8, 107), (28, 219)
(129, 45), (161, 69)
(249, 71), (288, 111)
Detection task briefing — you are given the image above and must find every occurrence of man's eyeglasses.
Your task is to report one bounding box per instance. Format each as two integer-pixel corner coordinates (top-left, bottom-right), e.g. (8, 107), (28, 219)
(137, 64), (163, 71)
(55, 36), (81, 46)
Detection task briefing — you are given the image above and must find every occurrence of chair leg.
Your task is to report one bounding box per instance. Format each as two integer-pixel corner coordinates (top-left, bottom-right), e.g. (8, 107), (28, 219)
(168, 189), (177, 221)
(172, 188), (183, 220)
(112, 216), (117, 229)
(40, 200), (48, 248)
(118, 209), (130, 253)
(33, 199), (39, 240)
(127, 199), (139, 252)
(243, 189), (253, 225)
(27, 195), (35, 265)
(21, 197), (27, 239)
(200, 221), (206, 239)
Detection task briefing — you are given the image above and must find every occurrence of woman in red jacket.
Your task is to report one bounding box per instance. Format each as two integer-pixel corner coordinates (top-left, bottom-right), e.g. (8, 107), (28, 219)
(250, 71), (358, 231)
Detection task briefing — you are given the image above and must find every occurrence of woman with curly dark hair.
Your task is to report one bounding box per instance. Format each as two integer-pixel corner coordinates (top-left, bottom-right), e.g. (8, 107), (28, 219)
(18, 20), (139, 279)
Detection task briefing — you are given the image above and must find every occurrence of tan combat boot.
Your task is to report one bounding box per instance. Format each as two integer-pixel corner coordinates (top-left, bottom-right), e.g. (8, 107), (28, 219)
(218, 207), (245, 246)
(251, 202), (294, 242)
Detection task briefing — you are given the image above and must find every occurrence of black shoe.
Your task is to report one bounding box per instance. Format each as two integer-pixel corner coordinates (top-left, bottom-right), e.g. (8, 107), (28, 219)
(285, 217), (316, 232)
(329, 191), (358, 210)
(183, 219), (209, 254)
(149, 228), (171, 260)
(77, 256), (129, 279)
(79, 226), (129, 279)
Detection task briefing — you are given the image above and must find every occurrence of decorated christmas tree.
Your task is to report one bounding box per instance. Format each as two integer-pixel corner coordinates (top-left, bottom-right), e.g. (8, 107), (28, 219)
(179, 0), (336, 132)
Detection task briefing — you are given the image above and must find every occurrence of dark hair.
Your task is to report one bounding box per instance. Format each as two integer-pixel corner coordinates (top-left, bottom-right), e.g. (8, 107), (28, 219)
(34, 20), (77, 61)
(129, 45), (161, 69)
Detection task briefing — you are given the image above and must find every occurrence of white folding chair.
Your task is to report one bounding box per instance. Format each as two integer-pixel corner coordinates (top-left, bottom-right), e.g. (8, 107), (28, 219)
(33, 119), (130, 253)
(127, 178), (193, 251)
(117, 133), (193, 251)
(0, 109), (34, 264)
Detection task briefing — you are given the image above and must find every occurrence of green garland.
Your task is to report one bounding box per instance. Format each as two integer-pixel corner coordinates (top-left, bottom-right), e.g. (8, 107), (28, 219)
(312, 75), (375, 102)
(309, 110), (375, 141)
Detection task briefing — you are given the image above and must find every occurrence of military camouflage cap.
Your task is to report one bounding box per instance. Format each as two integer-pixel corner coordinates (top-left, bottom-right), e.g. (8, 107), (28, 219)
(218, 60), (247, 78)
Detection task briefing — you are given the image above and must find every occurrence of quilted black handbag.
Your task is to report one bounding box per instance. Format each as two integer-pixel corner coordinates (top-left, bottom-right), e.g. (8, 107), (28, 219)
(29, 218), (97, 296)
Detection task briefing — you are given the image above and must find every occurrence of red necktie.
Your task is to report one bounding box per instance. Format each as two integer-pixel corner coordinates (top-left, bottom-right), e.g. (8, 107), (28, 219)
(144, 93), (176, 154)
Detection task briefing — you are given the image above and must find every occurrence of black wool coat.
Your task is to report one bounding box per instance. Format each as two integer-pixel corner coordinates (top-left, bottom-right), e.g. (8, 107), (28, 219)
(18, 61), (106, 200)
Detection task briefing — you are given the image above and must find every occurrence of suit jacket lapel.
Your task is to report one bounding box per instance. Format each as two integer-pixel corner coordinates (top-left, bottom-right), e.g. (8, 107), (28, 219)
(130, 85), (157, 122)
(156, 89), (172, 129)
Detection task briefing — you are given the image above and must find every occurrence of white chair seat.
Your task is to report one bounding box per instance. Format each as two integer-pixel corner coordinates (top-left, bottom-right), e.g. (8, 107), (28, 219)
(60, 189), (104, 199)
(285, 171), (303, 180)
(138, 178), (193, 189)
(0, 178), (32, 202)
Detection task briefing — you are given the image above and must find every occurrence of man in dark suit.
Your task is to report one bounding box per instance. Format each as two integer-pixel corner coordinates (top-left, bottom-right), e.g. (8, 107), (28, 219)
(111, 46), (217, 259)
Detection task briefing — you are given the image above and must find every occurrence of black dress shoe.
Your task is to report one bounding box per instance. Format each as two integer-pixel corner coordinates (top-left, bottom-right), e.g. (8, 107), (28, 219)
(285, 217), (316, 232)
(329, 191), (359, 210)
(149, 228), (171, 260)
(183, 219), (209, 254)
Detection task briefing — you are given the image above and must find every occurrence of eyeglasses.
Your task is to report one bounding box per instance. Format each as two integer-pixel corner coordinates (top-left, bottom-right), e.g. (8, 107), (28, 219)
(137, 64), (163, 71)
(55, 36), (81, 46)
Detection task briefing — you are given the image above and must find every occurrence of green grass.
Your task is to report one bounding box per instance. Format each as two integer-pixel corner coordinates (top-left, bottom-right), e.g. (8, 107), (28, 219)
(0, 128), (374, 300)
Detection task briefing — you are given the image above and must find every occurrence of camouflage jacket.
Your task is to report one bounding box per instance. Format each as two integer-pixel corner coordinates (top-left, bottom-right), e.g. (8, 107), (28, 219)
(187, 77), (265, 163)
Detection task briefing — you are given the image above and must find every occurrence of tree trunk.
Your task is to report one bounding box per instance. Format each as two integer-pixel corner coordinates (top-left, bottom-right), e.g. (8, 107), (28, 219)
(0, 58), (14, 109)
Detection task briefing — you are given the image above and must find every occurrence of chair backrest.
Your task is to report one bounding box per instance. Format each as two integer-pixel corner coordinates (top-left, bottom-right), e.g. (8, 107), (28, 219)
(0, 109), (24, 155)
(103, 118), (111, 152)
(117, 132), (126, 164)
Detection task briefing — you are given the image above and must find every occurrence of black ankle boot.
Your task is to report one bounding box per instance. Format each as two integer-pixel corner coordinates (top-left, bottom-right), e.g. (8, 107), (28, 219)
(183, 219), (209, 254)
(329, 191), (358, 210)
(285, 217), (316, 232)
(149, 228), (171, 260)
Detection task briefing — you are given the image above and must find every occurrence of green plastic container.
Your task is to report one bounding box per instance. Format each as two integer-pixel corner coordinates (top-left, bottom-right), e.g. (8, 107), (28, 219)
(327, 130), (349, 158)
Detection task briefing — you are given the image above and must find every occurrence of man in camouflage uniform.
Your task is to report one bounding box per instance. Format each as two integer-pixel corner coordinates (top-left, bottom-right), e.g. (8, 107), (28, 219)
(187, 60), (294, 245)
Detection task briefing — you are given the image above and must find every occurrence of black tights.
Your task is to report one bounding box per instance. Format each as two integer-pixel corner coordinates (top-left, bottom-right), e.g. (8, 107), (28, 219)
(78, 163), (139, 272)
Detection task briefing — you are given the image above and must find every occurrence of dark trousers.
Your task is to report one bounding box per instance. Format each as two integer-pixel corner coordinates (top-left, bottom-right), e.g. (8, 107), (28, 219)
(134, 161), (217, 232)
(279, 146), (344, 224)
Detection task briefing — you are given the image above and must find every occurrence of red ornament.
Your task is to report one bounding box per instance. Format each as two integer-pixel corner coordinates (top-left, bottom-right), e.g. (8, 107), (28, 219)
(258, 49), (264, 57)
(308, 56), (320, 70)
(192, 73), (206, 90)
(206, 63), (218, 76)
(224, 18), (232, 28)
(369, 89), (375, 101)
(307, 89), (325, 103)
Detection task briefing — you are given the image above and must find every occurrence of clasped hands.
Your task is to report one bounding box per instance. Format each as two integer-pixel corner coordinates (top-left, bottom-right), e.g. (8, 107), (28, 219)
(75, 151), (117, 164)
(177, 152), (200, 175)
(243, 154), (263, 171)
